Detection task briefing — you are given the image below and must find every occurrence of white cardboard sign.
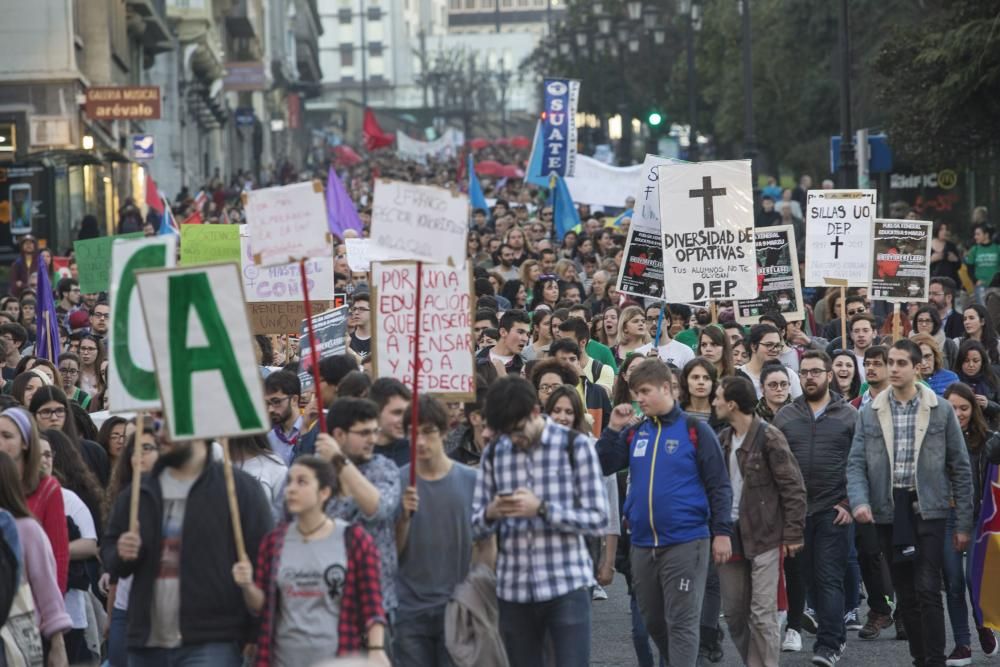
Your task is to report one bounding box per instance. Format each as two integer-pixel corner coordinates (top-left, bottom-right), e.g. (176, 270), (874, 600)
(243, 180), (333, 265)
(370, 180), (468, 267)
(804, 189), (877, 287)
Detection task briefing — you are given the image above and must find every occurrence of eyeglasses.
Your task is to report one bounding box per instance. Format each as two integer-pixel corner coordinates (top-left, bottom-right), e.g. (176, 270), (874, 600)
(800, 369), (828, 378)
(349, 307), (370, 315)
(141, 443), (159, 453)
(765, 381), (790, 390)
(847, 309), (865, 316)
(758, 342), (782, 351)
(109, 432), (126, 441)
(916, 318), (934, 325)
(37, 407), (66, 419)
(348, 427), (381, 438)
(60, 368), (78, 376)
(266, 396), (292, 408)
(80, 346), (98, 353)
(538, 383), (562, 394)
(91, 312), (110, 320)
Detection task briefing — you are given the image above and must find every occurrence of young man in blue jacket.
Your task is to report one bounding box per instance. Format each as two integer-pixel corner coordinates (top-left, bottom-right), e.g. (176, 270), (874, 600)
(597, 359), (733, 667)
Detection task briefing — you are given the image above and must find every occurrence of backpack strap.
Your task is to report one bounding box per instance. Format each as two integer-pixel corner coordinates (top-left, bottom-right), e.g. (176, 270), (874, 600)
(686, 415), (699, 449)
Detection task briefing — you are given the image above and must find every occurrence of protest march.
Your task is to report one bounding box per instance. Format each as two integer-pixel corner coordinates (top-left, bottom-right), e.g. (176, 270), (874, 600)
(3, 19), (1000, 667)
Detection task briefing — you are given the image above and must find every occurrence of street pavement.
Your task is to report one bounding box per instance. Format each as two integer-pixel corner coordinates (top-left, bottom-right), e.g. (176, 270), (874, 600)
(591, 574), (993, 665)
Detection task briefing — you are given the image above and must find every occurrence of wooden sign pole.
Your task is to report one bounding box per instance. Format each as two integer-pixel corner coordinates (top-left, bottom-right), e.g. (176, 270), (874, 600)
(409, 261), (424, 487)
(220, 437), (249, 563)
(299, 259), (327, 434)
(892, 302), (902, 342)
(840, 286), (848, 349)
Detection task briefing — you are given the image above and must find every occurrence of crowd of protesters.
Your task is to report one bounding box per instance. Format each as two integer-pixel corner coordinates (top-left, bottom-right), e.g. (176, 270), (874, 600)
(1, 152), (1000, 667)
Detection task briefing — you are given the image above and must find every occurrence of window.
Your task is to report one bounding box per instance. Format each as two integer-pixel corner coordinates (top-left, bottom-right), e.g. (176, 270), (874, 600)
(368, 42), (383, 57)
(367, 6), (381, 20)
(0, 123), (15, 153)
(340, 46), (354, 67)
(338, 8), (351, 23)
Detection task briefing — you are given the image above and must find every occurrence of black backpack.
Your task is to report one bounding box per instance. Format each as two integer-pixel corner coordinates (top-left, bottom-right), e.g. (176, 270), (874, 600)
(0, 533), (18, 625)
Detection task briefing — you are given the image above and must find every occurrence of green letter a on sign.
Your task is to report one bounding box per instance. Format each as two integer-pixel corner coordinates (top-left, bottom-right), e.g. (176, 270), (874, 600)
(113, 245), (166, 401)
(167, 272), (263, 437)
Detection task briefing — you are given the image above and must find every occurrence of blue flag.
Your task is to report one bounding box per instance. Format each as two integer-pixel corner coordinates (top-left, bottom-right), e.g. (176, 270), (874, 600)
(467, 154), (489, 213)
(35, 260), (60, 364)
(552, 174), (580, 241)
(525, 121), (550, 188)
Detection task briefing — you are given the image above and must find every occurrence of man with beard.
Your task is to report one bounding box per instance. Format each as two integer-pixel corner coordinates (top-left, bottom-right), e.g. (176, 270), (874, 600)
(264, 370), (308, 465)
(773, 351), (858, 664)
(316, 397), (403, 646)
(104, 435), (273, 665)
(493, 243), (519, 281)
(89, 301), (111, 341)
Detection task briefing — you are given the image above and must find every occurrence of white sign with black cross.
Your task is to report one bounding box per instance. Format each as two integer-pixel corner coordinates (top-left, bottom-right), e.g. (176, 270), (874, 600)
(657, 160), (757, 302)
(804, 189), (877, 287)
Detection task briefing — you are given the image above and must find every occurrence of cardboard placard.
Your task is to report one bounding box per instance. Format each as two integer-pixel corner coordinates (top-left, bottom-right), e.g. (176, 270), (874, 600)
(298, 306), (349, 391)
(243, 180), (332, 265)
(617, 228), (664, 299)
(247, 301), (329, 335)
(734, 225), (805, 325)
(345, 237), (394, 272)
(870, 219), (932, 302)
(240, 233), (334, 303)
(371, 262), (475, 400)
(370, 180), (468, 267)
(658, 160), (756, 301)
(804, 189), (877, 287)
(74, 232), (145, 293)
(181, 224), (241, 265)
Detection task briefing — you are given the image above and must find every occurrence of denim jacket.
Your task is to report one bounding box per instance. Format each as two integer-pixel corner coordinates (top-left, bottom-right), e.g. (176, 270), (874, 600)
(846, 383), (974, 534)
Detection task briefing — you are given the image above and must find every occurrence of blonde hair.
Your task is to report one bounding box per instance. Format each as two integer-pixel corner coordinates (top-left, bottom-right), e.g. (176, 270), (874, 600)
(912, 332), (943, 372)
(618, 306), (652, 346)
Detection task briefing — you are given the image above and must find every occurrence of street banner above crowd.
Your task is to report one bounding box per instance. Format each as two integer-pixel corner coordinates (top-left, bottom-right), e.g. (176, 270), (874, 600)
(75, 232), (145, 293)
(370, 180), (468, 267)
(108, 236), (177, 413)
(869, 219), (932, 302)
(632, 154), (685, 234)
(372, 262), (475, 400)
(243, 180), (332, 265)
(136, 263), (268, 441)
(541, 78), (580, 178)
(297, 306), (349, 391)
(658, 160), (756, 302)
(180, 224), (241, 265)
(804, 189), (877, 287)
(617, 228), (664, 299)
(395, 127), (464, 164)
(734, 225), (804, 325)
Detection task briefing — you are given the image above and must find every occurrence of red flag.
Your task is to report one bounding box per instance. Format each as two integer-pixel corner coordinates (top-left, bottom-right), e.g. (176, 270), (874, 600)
(146, 173), (164, 215)
(363, 108), (394, 151)
(181, 210), (203, 225)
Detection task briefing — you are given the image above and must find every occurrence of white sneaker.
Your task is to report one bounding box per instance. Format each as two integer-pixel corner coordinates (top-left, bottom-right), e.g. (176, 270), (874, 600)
(778, 609), (788, 630)
(592, 585), (608, 601)
(782, 628), (803, 652)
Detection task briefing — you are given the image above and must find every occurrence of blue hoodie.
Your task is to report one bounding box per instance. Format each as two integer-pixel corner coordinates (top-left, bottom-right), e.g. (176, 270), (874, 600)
(597, 404), (733, 548)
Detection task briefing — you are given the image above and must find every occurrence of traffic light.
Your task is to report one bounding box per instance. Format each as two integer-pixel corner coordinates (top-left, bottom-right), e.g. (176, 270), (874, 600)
(647, 111), (664, 127)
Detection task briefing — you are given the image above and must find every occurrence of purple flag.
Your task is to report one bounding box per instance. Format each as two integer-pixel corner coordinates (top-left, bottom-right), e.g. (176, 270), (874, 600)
(326, 166), (363, 238)
(35, 261), (60, 364)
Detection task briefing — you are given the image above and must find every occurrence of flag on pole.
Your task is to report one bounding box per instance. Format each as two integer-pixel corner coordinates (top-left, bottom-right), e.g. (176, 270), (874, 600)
(525, 121), (550, 188)
(146, 173), (164, 215)
(363, 108), (394, 151)
(468, 154), (489, 212)
(193, 190), (207, 211)
(326, 166), (364, 237)
(181, 210), (203, 225)
(551, 173), (580, 241)
(972, 463), (1000, 630)
(35, 261), (60, 364)
(159, 198), (179, 236)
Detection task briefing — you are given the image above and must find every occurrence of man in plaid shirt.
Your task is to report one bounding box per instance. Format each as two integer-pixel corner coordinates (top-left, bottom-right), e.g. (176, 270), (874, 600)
(848, 339), (973, 667)
(472, 375), (609, 667)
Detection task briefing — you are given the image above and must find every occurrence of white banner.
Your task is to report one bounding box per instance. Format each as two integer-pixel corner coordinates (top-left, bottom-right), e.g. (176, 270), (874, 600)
(396, 128), (464, 164)
(108, 236), (177, 413)
(564, 156), (643, 209)
(658, 160), (756, 302)
(804, 189), (877, 287)
(370, 180), (468, 267)
(244, 180), (332, 265)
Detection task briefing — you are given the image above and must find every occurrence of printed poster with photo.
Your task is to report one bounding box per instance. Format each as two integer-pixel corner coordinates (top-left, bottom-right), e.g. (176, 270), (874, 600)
(869, 219), (932, 302)
(734, 225), (804, 325)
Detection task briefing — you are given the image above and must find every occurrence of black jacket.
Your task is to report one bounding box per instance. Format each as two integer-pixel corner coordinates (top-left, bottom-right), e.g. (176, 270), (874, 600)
(102, 460), (273, 648)
(773, 394), (858, 516)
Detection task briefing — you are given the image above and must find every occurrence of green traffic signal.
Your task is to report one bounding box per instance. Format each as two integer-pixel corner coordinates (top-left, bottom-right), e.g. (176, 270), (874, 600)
(648, 112), (663, 126)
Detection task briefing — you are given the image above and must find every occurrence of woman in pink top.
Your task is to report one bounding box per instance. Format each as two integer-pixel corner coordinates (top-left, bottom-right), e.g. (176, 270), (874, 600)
(0, 450), (71, 666)
(0, 405), (69, 594)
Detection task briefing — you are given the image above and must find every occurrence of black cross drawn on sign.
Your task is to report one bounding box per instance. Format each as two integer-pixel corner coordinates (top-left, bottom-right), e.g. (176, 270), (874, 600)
(830, 236), (844, 259)
(688, 176), (727, 229)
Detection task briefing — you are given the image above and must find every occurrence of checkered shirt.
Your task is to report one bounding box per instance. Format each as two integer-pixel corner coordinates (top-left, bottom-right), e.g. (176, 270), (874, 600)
(471, 418), (609, 603)
(889, 392), (919, 489)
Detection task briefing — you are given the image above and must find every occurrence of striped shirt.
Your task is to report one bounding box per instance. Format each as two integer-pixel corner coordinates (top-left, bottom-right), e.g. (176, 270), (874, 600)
(889, 392), (919, 488)
(472, 418), (609, 603)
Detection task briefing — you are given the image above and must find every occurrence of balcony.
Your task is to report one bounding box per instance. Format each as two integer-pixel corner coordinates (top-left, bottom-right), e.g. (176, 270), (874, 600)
(126, 0), (173, 54)
(226, 0), (261, 40)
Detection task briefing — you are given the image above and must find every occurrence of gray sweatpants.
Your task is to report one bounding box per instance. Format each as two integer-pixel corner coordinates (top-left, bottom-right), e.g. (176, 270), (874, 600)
(630, 539), (710, 667)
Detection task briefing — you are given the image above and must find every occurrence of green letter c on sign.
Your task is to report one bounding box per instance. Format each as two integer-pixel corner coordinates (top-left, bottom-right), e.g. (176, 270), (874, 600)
(168, 272), (263, 437)
(113, 245), (167, 401)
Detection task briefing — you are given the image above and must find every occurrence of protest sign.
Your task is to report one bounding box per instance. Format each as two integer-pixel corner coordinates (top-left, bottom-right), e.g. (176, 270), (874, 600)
(804, 189), (877, 287)
(370, 180), (468, 267)
(135, 263), (268, 440)
(297, 306), (349, 391)
(870, 219), (932, 302)
(75, 232), (144, 293)
(658, 160), (756, 301)
(108, 236), (177, 412)
(345, 237), (394, 272)
(243, 180), (332, 265)
(733, 225), (804, 325)
(371, 262), (475, 400)
(247, 301), (328, 335)
(396, 128), (463, 164)
(632, 155), (684, 234)
(241, 226), (334, 301)
(541, 78), (580, 177)
(181, 224), (241, 265)
(617, 228), (664, 299)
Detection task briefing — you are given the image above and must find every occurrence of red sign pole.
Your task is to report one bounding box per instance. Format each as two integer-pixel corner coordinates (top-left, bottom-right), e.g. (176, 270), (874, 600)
(299, 259), (326, 434)
(409, 261), (423, 486)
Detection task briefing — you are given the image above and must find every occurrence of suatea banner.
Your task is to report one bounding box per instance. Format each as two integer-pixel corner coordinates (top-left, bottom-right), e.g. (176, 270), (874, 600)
(541, 78), (580, 178)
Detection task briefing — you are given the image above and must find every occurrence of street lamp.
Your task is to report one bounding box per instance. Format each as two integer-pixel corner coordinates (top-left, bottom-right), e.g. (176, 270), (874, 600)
(642, 5), (659, 30)
(626, 1), (643, 21)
